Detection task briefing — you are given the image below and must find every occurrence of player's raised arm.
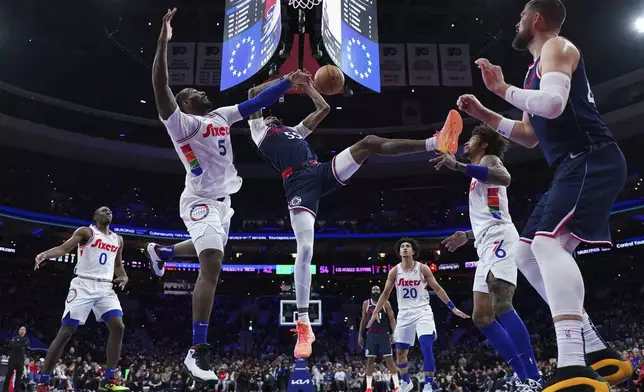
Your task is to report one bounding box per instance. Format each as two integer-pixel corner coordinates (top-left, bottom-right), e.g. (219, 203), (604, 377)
(235, 71), (310, 121)
(430, 152), (511, 187)
(457, 94), (539, 149)
(247, 78), (286, 120)
(299, 79), (331, 132)
(367, 268), (397, 328)
(421, 264), (469, 319)
(113, 235), (129, 290)
(152, 8), (178, 121)
(474, 39), (579, 121)
(34, 227), (92, 270)
(358, 300), (369, 348)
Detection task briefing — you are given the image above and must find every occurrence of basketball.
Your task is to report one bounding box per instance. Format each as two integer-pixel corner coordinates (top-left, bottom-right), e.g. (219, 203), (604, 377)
(314, 65), (345, 95)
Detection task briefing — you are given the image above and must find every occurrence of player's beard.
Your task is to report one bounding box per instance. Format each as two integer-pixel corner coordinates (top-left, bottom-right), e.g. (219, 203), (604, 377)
(191, 98), (212, 115)
(371, 294), (379, 302)
(512, 30), (533, 51)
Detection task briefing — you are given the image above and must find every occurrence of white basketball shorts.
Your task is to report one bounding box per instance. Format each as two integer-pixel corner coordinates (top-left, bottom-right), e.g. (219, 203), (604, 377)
(62, 277), (122, 325)
(473, 223), (519, 293)
(180, 190), (234, 254)
(394, 307), (436, 346)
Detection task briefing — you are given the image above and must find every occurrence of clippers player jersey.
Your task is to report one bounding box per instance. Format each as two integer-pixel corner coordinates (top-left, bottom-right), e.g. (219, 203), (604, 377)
(367, 299), (390, 333)
(161, 106), (243, 198)
(469, 177), (513, 247)
(248, 118), (316, 171)
(395, 262), (431, 311)
(524, 55), (615, 166)
(74, 225), (120, 281)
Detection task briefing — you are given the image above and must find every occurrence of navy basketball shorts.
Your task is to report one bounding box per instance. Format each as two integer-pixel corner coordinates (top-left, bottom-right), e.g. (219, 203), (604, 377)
(365, 332), (392, 357)
(520, 141), (627, 245)
(283, 159), (346, 217)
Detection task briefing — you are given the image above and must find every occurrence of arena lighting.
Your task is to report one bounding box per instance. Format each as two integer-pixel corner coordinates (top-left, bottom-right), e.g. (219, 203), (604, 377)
(635, 16), (644, 33)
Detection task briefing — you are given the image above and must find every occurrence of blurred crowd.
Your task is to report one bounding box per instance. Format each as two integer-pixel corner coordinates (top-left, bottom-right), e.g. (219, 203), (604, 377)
(2, 248), (644, 392)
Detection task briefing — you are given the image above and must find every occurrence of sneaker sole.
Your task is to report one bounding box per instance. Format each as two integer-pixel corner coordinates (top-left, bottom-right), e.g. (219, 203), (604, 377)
(439, 110), (463, 155)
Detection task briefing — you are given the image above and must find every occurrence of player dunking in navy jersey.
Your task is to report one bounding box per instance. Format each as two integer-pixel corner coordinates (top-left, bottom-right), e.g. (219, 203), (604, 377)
(247, 75), (463, 359)
(457, 0), (631, 390)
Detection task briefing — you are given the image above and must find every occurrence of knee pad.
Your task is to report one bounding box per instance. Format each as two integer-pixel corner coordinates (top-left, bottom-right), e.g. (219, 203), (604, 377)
(418, 334), (436, 372)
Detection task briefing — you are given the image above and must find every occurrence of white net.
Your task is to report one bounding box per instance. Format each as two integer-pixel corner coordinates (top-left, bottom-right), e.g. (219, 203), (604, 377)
(288, 0), (322, 9)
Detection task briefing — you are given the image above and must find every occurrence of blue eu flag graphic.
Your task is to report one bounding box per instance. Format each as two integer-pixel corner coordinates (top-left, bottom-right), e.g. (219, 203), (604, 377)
(340, 23), (380, 93)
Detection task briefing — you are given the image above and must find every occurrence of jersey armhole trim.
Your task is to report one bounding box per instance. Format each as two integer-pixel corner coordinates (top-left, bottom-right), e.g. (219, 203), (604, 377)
(79, 227), (95, 249)
(176, 120), (202, 144)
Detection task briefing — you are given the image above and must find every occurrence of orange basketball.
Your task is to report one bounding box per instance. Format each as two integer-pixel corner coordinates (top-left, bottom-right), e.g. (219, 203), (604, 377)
(314, 65), (345, 95)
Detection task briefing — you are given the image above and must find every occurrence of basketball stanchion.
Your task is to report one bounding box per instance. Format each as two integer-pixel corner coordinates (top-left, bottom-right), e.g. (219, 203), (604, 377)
(288, 359), (313, 392)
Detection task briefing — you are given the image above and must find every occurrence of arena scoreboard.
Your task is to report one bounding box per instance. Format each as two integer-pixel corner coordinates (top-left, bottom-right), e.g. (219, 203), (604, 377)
(220, 0), (282, 91)
(321, 0), (380, 92)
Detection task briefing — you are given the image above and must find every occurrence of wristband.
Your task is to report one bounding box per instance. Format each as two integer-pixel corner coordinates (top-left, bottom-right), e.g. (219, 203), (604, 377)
(447, 300), (455, 310)
(496, 117), (516, 139)
(466, 164), (489, 182)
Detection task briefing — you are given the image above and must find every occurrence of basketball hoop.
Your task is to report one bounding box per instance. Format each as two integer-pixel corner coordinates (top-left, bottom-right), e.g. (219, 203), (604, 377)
(288, 0), (322, 9)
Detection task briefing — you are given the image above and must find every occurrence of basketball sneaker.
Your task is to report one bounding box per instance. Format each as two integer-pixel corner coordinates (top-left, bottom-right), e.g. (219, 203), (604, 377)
(542, 366), (609, 392)
(365, 388), (373, 392)
(586, 347), (633, 386)
(435, 109), (463, 155)
(99, 379), (130, 392)
(398, 379), (414, 392)
(144, 243), (166, 277)
(291, 320), (316, 359)
(183, 343), (218, 384)
(422, 383), (433, 392)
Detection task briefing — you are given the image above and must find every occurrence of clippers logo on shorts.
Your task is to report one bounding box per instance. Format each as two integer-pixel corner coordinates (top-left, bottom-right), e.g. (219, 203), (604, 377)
(66, 288), (77, 303)
(180, 144), (203, 177)
(289, 196), (302, 207)
(189, 204), (210, 221)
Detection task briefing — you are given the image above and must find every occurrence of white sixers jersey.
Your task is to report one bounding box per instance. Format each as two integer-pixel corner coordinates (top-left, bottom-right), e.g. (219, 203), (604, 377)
(161, 105), (243, 199)
(395, 262), (431, 311)
(469, 178), (513, 248)
(75, 226), (120, 281)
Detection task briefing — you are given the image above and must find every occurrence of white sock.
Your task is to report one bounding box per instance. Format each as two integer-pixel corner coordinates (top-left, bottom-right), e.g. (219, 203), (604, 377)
(555, 319), (586, 367)
(391, 373), (399, 388)
(366, 376), (373, 389)
(582, 311), (607, 353)
(298, 312), (310, 323)
(425, 137), (437, 151)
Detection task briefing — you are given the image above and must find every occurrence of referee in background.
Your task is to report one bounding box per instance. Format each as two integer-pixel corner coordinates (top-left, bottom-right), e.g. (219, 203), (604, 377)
(3, 326), (29, 392)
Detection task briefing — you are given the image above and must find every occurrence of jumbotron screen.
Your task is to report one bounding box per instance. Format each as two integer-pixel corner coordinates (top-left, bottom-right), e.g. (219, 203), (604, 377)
(321, 0), (381, 92)
(220, 0), (282, 91)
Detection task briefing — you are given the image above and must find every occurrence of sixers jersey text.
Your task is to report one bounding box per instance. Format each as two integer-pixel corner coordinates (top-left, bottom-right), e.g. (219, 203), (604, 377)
(248, 119), (316, 172)
(395, 262), (430, 311)
(524, 56), (615, 166)
(75, 225), (120, 282)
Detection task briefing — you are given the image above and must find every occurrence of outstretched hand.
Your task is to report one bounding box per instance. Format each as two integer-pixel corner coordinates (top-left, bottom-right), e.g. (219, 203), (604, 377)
(429, 151), (459, 171)
(442, 231), (468, 252)
(159, 8), (177, 42)
(288, 70), (312, 85)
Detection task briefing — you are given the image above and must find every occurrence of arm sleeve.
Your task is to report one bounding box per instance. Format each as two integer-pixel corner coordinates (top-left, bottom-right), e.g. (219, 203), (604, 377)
(292, 122), (312, 139)
(237, 78), (292, 118)
(211, 105), (243, 126)
(248, 118), (268, 146)
(504, 72), (571, 120)
(159, 106), (201, 142)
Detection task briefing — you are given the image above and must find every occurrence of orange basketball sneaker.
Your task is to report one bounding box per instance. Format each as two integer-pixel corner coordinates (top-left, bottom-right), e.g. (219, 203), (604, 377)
(435, 109), (463, 155)
(292, 320), (316, 358)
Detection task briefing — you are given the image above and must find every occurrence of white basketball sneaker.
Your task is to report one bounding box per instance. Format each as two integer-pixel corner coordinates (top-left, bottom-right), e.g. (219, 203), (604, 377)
(144, 243), (166, 277)
(399, 378), (414, 392)
(183, 344), (217, 384)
